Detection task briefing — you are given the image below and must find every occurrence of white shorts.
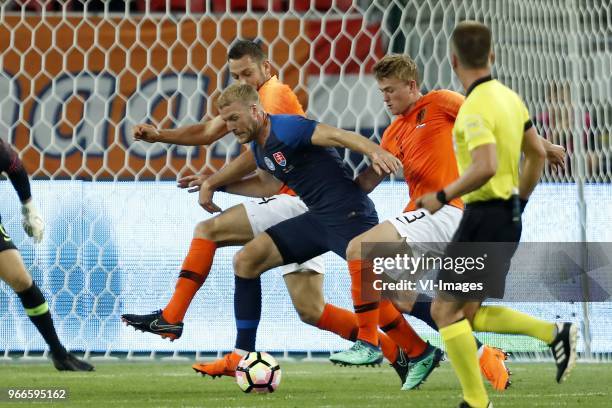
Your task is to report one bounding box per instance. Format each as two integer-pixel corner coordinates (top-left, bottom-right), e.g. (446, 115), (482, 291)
(382, 205), (462, 281)
(242, 195), (325, 275)
(387, 205), (463, 256)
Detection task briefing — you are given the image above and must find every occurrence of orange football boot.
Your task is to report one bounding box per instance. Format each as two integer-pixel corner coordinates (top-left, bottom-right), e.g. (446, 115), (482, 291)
(479, 346), (511, 391)
(192, 352), (242, 378)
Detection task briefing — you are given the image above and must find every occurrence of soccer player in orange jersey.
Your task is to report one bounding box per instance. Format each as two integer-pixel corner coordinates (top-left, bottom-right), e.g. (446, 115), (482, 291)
(121, 41), (411, 383)
(330, 55), (565, 390)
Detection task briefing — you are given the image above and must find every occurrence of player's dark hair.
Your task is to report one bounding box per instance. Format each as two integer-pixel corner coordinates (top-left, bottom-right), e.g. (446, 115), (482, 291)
(450, 21), (492, 69)
(373, 54), (419, 85)
(228, 40), (267, 62)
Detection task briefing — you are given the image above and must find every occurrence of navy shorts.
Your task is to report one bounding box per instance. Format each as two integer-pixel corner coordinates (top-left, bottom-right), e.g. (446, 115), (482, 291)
(266, 209), (378, 264)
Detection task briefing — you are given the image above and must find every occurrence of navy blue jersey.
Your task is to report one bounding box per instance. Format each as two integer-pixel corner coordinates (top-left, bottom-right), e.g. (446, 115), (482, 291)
(251, 114), (376, 222)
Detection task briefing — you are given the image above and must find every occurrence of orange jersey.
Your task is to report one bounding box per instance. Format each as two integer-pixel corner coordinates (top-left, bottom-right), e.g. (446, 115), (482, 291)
(258, 75), (305, 116)
(258, 75), (305, 196)
(381, 90), (464, 212)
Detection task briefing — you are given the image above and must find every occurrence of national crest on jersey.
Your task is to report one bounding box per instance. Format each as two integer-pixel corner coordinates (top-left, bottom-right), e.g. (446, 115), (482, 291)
(272, 151), (287, 167)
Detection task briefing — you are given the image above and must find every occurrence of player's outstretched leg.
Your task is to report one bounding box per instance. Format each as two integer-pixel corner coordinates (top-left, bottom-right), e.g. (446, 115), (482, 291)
(283, 270), (412, 383)
(0, 248), (94, 372)
(405, 294), (510, 390)
(401, 343), (444, 390)
(195, 232), (283, 378)
(549, 322), (578, 383)
(376, 299), (445, 388)
(479, 346), (511, 391)
(120, 309), (183, 341)
(121, 204), (255, 340)
(193, 352), (242, 378)
(472, 305), (577, 384)
(329, 259), (383, 366)
(329, 340), (384, 366)
(192, 269), (263, 379)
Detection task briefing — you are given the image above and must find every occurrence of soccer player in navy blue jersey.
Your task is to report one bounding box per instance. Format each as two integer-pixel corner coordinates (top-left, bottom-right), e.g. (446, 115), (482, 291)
(0, 139), (93, 371)
(211, 83), (403, 364)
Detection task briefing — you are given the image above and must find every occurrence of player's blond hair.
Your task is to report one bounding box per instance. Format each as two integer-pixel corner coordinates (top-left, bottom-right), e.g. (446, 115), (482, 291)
(217, 83), (260, 110)
(373, 54), (419, 85)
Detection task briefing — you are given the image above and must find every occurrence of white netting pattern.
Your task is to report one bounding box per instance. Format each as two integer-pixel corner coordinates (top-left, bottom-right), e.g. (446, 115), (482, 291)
(0, 1), (609, 181)
(0, 1), (610, 357)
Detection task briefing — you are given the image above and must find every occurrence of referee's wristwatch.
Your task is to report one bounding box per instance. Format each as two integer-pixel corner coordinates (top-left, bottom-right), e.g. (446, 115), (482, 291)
(436, 190), (449, 205)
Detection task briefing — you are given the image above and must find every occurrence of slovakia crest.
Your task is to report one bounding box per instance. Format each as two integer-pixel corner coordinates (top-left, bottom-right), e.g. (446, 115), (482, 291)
(264, 156), (275, 171)
(273, 152), (287, 167)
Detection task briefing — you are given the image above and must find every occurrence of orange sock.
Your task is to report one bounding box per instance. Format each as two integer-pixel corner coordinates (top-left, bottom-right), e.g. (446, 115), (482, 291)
(162, 238), (217, 323)
(316, 303), (399, 363)
(379, 299), (427, 358)
(349, 259), (380, 346)
(316, 303), (358, 341)
(379, 330), (399, 363)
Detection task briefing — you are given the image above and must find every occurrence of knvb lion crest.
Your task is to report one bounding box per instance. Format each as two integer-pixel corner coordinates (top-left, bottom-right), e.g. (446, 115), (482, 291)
(416, 108), (427, 125)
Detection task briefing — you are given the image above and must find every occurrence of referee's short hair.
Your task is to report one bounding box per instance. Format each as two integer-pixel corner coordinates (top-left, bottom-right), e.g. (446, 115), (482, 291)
(450, 21), (492, 69)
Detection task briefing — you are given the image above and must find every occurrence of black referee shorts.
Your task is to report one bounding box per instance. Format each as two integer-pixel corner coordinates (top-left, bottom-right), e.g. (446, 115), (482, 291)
(0, 217), (18, 252)
(436, 198), (522, 301)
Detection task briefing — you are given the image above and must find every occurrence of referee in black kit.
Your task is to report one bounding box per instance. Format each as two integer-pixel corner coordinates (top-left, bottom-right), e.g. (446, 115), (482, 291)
(417, 21), (577, 408)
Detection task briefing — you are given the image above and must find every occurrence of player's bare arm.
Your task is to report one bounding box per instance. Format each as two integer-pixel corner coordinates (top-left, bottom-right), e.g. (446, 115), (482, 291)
(519, 126), (547, 200)
(354, 165), (386, 193)
(132, 115), (228, 146)
(311, 123), (402, 175)
(197, 150), (276, 213)
(224, 169), (282, 198)
(417, 143), (497, 214)
(178, 149), (258, 194)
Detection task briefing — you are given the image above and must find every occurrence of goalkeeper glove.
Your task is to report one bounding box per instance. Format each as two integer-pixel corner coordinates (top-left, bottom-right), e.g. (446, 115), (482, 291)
(22, 201), (45, 243)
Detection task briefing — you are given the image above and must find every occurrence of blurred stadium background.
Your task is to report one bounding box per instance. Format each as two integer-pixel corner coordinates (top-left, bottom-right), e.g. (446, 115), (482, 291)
(0, 0), (611, 364)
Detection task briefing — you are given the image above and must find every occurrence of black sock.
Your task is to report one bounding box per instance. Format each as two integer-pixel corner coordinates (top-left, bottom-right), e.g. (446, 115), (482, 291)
(410, 293), (438, 330)
(234, 276), (261, 352)
(17, 282), (66, 357)
(411, 294), (484, 349)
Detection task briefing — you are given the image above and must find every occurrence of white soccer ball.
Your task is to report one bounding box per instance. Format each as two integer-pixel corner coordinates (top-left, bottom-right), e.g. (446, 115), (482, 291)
(235, 352), (282, 393)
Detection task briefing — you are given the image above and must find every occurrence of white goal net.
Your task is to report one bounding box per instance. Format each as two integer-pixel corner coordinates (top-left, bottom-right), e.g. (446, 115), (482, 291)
(0, 0), (610, 359)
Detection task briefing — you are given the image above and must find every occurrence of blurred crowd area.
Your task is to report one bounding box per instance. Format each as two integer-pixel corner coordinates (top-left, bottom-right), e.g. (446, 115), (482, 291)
(4, 0), (355, 13)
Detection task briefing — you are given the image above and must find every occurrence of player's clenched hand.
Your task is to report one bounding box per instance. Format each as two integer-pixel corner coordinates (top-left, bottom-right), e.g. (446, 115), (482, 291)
(132, 124), (161, 143)
(177, 174), (210, 193)
(369, 148), (402, 176)
(199, 181), (222, 214)
(21, 200), (45, 243)
(416, 192), (443, 215)
(546, 143), (566, 172)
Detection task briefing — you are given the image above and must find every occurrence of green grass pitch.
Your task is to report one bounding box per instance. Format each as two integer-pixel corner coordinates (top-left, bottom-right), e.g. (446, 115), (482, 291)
(0, 361), (609, 407)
